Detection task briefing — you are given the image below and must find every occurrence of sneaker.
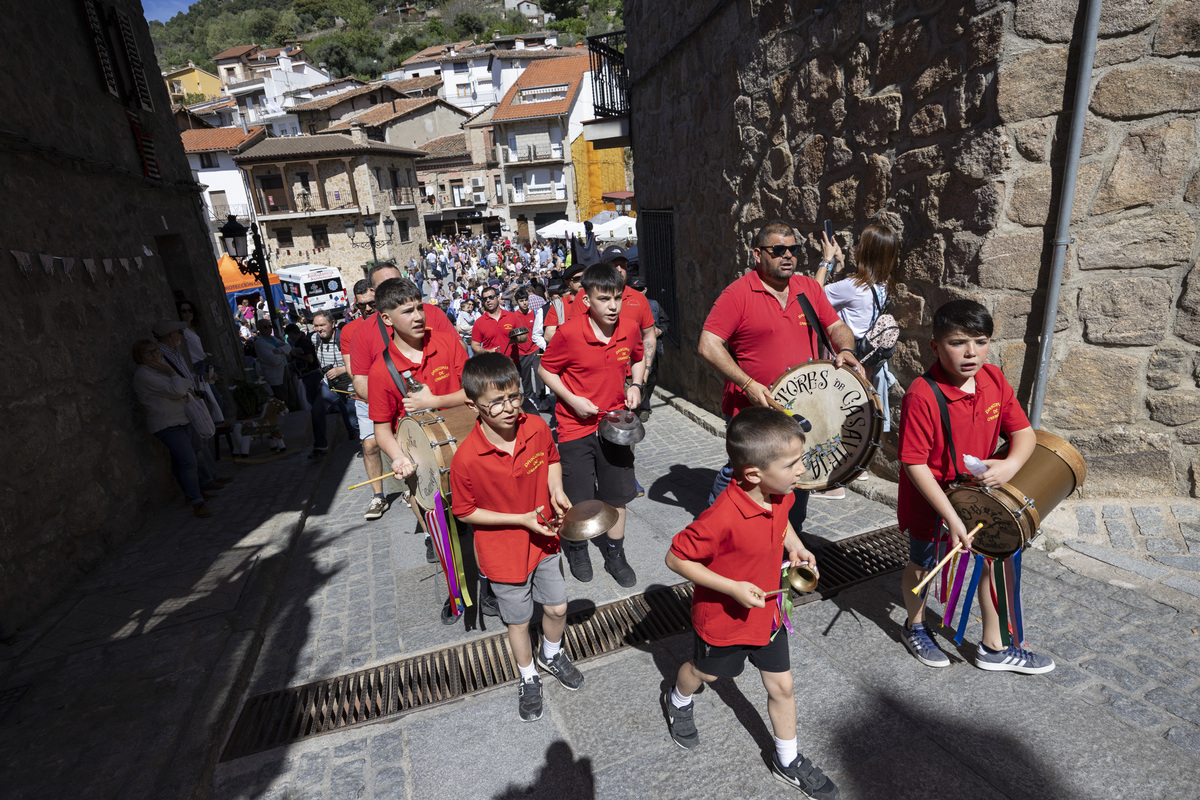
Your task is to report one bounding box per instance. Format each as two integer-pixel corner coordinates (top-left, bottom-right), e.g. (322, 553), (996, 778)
(518, 675), (543, 722)
(660, 690), (698, 750)
(901, 622), (950, 668)
(974, 643), (1056, 674)
(809, 487), (846, 499)
(193, 502), (213, 519)
(635, 479), (645, 498)
(770, 752), (840, 799)
(856, 472), (870, 481)
(565, 544), (593, 582)
(637, 409), (651, 423)
(536, 648), (584, 690)
(603, 541), (637, 588)
(425, 536), (438, 563)
(480, 589), (500, 618)
(440, 597), (458, 625)
(364, 496), (387, 520)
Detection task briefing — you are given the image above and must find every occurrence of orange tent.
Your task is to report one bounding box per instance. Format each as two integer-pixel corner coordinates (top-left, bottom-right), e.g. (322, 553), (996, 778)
(217, 254), (280, 293)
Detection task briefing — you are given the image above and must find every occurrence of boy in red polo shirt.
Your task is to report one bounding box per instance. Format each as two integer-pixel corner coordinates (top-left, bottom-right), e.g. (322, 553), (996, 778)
(450, 354), (581, 722)
(542, 265), (584, 343)
(664, 408), (838, 799)
(369, 278), (468, 482)
(896, 300), (1052, 674)
(539, 264), (646, 587)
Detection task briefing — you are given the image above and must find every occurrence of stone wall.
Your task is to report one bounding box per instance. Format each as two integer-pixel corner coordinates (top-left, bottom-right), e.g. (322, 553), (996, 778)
(0, 0), (245, 631)
(626, 0), (1200, 497)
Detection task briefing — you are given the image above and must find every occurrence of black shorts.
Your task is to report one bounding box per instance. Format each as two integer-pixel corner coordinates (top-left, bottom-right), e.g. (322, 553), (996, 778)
(692, 627), (790, 679)
(559, 433), (637, 506)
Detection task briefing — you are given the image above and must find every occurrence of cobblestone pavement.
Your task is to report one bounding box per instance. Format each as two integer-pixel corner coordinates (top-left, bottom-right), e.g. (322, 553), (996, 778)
(5, 393), (1200, 799)
(210, 393), (1200, 799)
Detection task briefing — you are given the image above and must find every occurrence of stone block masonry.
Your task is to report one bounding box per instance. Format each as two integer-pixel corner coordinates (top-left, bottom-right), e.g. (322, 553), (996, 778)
(626, 0), (1200, 498)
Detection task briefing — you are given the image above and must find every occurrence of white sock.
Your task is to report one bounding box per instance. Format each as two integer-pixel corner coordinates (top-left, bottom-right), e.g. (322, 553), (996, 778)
(542, 637), (562, 660)
(774, 736), (798, 766)
(670, 686), (692, 709)
(517, 659), (537, 682)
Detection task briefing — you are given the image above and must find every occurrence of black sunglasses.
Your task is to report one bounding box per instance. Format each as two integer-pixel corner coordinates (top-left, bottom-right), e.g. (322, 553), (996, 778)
(762, 244), (803, 258)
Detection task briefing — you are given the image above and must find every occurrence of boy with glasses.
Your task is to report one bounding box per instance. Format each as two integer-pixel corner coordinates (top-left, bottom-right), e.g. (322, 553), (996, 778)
(451, 354), (580, 721)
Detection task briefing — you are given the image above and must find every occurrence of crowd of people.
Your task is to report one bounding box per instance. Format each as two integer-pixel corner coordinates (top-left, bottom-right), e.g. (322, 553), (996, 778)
(129, 219), (1056, 799)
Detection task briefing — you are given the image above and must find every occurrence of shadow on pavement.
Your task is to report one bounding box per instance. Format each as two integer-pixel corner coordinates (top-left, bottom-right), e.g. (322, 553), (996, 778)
(492, 740), (596, 800)
(647, 465), (717, 519)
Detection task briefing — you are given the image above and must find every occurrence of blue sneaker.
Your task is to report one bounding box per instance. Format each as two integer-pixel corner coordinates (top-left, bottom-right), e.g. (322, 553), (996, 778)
(901, 622), (950, 668)
(975, 643), (1056, 674)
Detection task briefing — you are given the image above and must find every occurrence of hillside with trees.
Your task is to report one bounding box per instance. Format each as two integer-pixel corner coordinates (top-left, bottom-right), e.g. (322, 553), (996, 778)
(148, 0), (623, 82)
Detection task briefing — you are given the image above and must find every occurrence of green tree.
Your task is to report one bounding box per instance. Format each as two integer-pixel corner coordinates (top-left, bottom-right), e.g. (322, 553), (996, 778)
(250, 9), (281, 42)
(293, 0), (329, 20)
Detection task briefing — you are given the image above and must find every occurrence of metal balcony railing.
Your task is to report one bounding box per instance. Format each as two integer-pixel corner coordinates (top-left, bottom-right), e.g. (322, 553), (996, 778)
(588, 30), (628, 118)
(389, 186), (416, 206)
(506, 143), (564, 162)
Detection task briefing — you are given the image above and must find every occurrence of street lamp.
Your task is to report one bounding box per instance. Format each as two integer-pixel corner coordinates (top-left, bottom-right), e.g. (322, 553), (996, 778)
(219, 214), (280, 331)
(344, 215), (396, 274)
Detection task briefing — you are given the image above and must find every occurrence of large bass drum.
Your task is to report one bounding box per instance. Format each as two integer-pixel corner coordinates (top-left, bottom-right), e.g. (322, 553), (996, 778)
(767, 360), (884, 491)
(946, 429), (1087, 559)
(397, 405), (479, 510)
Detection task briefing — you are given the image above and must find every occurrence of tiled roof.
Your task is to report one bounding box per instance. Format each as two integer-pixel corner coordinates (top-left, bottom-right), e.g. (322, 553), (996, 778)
(324, 97), (447, 130)
(181, 126), (267, 153)
(416, 133), (469, 160)
(192, 97), (236, 111)
(386, 75), (443, 94)
(296, 77), (365, 94)
(491, 55), (590, 123)
(462, 103), (497, 127)
(402, 40), (476, 66)
(234, 133), (427, 162)
(213, 44), (259, 61)
(291, 83), (386, 113)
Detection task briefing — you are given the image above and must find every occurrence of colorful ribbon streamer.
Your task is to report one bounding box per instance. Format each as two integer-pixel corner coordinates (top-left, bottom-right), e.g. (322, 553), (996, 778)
(953, 554), (985, 645)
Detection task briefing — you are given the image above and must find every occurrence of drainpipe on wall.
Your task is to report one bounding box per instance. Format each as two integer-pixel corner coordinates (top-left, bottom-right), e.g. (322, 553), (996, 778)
(1029, 0), (1105, 427)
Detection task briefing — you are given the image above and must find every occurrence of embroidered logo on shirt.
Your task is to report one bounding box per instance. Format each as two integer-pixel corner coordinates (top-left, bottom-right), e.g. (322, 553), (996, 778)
(431, 365), (451, 383)
(986, 401), (1000, 422)
(523, 451), (546, 474)
(616, 346), (631, 363)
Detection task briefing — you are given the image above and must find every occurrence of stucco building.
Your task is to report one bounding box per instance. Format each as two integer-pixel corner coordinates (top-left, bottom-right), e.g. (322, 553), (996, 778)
(233, 126), (427, 287)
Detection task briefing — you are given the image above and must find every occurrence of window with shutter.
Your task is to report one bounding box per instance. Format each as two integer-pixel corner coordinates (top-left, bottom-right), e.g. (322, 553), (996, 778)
(115, 8), (154, 112)
(82, 0), (119, 97)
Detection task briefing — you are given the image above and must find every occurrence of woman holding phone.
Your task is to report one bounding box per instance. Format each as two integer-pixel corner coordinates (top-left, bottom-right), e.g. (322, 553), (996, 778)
(813, 221), (900, 498)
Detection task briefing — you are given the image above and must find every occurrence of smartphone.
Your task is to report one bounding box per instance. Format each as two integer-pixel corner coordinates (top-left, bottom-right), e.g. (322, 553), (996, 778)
(823, 220), (834, 241)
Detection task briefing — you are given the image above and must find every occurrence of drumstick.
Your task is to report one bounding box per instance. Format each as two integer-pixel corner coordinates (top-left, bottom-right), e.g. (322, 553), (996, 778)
(910, 522), (985, 595)
(330, 387), (357, 395)
(348, 471), (398, 490)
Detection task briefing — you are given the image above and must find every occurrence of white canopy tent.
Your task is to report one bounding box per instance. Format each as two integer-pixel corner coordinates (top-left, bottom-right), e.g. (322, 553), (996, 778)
(534, 219), (587, 239)
(592, 215), (638, 242)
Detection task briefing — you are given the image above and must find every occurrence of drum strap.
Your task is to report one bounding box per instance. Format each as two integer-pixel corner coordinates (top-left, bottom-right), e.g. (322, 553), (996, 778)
(922, 375), (970, 482)
(796, 293), (837, 358)
(376, 313), (409, 399)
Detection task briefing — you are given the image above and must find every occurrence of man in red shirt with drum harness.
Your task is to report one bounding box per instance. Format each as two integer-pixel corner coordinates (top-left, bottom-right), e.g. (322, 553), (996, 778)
(698, 219), (865, 529)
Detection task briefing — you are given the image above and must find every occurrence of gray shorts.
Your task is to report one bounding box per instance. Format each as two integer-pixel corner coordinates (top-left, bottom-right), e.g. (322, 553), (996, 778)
(355, 399), (375, 440)
(491, 554), (567, 625)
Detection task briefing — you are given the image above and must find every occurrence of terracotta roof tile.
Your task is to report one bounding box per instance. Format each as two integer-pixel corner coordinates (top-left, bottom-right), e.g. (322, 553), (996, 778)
(233, 133), (427, 162)
(213, 44), (259, 61)
(490, 56), (590, 123)
(402, 39), (476, 66)
(291, 83), (390, 113)
(181, 126), (267, 153)
(324, 97), (447, 130)
(415, 133), (469, 160)
(386, 75), (443, 94)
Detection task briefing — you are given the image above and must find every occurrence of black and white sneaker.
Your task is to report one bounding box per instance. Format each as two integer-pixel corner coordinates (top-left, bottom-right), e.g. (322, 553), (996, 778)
(660, 690), (699, 750)
(536, 648), (584, 690)
(518, 675), (543, 722)
(770, 752), (840, 799)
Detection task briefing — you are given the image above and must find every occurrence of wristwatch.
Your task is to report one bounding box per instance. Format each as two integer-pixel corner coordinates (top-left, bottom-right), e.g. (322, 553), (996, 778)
(630, 383), (644, 391)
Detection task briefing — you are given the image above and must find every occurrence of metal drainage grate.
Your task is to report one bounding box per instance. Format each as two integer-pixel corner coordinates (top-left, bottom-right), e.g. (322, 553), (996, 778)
(221, 525), (907, 760)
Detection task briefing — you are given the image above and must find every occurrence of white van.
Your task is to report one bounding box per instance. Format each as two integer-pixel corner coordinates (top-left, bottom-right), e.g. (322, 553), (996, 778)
(275, 264), (347, 320)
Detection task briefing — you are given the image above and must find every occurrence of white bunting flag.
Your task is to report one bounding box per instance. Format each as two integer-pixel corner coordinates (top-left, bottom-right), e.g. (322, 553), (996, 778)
(39, 254), (54, 275)
(134, 257), (144, 271)
(10, 250), (32, 272)
(119, 258), (130, 272)
(62, 257), (75, 279)
(83, 258), (97, 279)
(103, 259), (114, 275)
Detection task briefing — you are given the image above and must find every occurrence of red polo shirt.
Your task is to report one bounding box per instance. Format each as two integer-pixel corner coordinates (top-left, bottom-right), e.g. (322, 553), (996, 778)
(544, 294), (582, 328)
(573, 285), (654, 331)
(340, 316), (364, 358)
(366, 329), (467, 428)
(670, 482), (794, 646)
(471, 309), (520, 361)
(540, 313), (644, 443)
(349, 305), (454, 377)
(450, 415), (561, 583)
(703, 271), (841, 416)
(515, 309), (539, 356)
(897, 362), (1030, 541)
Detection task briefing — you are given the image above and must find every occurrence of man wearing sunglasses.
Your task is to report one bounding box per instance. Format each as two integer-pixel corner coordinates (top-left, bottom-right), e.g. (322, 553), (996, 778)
(699, 219), (865, 522)
(470, 286), (520, 361)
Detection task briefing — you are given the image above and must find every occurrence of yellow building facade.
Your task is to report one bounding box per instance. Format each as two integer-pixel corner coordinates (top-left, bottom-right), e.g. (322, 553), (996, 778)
(163, 63), (223, 105)
(571, 134), (630, 220)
